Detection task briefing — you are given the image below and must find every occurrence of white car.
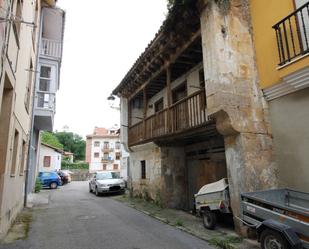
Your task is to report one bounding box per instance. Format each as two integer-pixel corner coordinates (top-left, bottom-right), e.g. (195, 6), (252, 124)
(89, 171), (125, 196)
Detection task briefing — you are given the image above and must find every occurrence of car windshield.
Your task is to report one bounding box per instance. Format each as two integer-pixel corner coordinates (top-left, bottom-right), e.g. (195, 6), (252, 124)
(96, 172), (120, 180)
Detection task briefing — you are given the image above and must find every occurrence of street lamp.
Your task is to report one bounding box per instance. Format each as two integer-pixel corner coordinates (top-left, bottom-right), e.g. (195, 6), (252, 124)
(107, 94), (120, 111)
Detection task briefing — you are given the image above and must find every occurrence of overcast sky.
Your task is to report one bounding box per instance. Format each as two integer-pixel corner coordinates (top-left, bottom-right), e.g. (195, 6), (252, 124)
(54, 1), (167, 138)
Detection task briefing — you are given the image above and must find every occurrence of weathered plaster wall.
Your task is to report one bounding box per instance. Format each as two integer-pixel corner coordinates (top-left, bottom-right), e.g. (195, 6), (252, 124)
(0, 0), (39, 238)
(130, 143), (162, 200)
(269, 88), (309, 192)
(161, 146), (186, 209)
(200, 0), (277, 232)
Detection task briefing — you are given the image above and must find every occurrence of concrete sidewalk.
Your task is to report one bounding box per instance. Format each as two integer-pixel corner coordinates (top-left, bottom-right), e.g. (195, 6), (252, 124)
(113, 194), (260, 249)
(26, 189), (51, 208)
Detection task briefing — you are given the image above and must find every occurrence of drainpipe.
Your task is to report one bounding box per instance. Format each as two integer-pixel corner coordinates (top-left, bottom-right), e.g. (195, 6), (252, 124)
(0, 0), (13, 86)
(24, 6), (44, 207)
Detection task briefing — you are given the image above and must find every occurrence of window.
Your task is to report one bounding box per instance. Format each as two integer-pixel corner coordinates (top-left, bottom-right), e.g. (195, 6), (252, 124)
(25, 60), (33, 113)
(172, 82), (187, 103)
(154, 98), (164, 113)
(94, 141), (100, 147)
(103, 164), (107, 170)
(103, 142), (109, 149)
(43, 156), (51, 167)
(141, 160), (146, 179)
(19, 140), (26, 175)
(113, 164), (118, 170)
(115, 142), (120, 150)
(103, 153), (108, 160)
(94, 152), (99, 158)
(11, 129), (20, 176)
(38, 65), (53, 109)
(115, 152), (121, 160)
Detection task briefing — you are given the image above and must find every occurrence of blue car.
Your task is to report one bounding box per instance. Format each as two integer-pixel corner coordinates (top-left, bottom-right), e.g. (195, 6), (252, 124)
(38, 172), (61, 189)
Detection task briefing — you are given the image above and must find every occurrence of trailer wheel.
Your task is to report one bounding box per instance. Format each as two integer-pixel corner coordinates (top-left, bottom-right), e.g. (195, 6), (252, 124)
(260, 229), (289, 249)
(202, 210), (216, 230)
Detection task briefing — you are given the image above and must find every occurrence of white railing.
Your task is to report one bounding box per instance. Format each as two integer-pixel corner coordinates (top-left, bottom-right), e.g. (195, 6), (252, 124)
(40, 38), (62, 58)
(36, 91), (56, 111)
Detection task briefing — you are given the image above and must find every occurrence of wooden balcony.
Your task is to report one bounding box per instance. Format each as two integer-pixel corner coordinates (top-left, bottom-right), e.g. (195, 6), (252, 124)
(128, 90), (208, 146)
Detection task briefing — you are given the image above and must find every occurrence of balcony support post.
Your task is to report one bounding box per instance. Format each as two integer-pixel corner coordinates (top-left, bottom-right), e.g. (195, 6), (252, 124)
(143, 87), (147, 139)
(166, 67), (172, 132)
(199, 0), (278, 235)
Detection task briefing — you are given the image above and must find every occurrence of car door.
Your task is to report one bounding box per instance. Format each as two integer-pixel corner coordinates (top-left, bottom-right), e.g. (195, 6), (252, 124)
(41, 172), (50, 186)
(90, 174), (96, 190)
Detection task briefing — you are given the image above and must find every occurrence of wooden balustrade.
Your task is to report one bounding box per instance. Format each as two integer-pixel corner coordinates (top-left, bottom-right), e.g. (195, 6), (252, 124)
(128, 90), (207, 146)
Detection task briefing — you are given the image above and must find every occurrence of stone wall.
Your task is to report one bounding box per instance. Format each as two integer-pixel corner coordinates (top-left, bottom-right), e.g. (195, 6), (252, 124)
(199, 0), (278, 233)
(161, 146), (186, 209)
(129, 143), (163, 201)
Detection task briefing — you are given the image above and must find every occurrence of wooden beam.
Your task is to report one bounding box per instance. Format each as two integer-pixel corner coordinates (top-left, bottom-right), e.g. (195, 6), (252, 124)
(128, 29), (201, 100)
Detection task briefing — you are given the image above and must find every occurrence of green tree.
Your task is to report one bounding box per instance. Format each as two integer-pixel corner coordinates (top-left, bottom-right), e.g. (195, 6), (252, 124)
(54, 132), (86, 161)
(41, 132), (63, 150)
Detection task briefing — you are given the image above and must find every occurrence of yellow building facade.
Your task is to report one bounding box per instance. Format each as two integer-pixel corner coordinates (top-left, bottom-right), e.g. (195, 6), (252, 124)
(250, 0), (309, 191)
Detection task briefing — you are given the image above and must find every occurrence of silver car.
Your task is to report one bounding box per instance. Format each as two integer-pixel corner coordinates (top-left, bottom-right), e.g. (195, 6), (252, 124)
(89, 171), (125, 196)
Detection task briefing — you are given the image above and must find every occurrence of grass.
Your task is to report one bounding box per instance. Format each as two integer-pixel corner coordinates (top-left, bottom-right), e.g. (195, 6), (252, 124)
(3, 209), (33, 243)
(209, 235), (243, 249)
(175, 219), (184, 227)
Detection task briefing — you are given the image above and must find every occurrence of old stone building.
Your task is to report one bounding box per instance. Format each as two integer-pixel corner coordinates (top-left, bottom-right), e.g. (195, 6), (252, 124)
(112, 0), (278, 233)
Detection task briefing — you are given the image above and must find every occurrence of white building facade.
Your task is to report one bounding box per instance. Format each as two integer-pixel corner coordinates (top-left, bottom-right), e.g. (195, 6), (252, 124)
(86, 127), (126, 178)
(38, 143), (62, 172)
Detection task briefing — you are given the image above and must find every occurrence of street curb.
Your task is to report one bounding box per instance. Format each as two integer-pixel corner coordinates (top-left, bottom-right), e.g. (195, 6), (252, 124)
(114, 198), (240, 249)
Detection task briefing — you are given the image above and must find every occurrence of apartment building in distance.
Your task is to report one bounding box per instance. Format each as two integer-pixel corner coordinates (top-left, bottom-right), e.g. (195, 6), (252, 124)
(86, 127), (123, 176)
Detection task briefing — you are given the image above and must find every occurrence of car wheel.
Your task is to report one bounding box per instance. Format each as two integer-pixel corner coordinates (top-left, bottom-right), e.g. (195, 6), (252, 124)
(95, 187), (100, 196)
(50, 182), (58, 189)
(260, 229), (289, 249)
(89, 184), (92, 193)
(202, 210), (216, 230)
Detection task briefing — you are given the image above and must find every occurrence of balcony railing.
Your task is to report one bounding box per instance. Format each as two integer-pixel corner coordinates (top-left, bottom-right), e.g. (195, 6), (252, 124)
(128, 89), (207, 146)
(40, 38), (62, 58)
(102, 147), (114, 152)
(36, 91), (55, 111)
(101, 158), (114, 163)
(273, 1), (309, 66)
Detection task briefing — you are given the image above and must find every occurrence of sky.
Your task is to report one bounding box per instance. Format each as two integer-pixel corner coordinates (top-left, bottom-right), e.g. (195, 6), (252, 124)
(54, 1), (167, 138)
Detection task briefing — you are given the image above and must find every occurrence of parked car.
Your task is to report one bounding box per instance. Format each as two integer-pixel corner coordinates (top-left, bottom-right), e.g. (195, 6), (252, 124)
(89, 171), (125, 196)
(61, 170), (73, 182)
(57, 170), (69, 185)
(38, 172), (62, 189)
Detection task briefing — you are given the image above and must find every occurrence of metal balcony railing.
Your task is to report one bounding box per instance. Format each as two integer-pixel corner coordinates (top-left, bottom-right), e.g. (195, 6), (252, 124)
(273, 1), (309, 66)
(41, 38), (62, 58)
(36, 91), (55, 111)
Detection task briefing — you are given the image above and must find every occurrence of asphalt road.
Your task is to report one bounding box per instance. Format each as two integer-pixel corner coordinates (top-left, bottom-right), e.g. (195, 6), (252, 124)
(1, 181), (214, 249)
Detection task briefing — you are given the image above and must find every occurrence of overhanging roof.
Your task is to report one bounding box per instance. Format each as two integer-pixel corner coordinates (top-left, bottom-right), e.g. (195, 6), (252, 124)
(112, 1), (200, 98)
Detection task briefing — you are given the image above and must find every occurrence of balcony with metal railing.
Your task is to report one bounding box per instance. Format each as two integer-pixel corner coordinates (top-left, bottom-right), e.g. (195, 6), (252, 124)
(128, 89), (209, 146)
(273, 1), (309, 66)
(40, 38), (62, 59)
(33, 92), (56, 131)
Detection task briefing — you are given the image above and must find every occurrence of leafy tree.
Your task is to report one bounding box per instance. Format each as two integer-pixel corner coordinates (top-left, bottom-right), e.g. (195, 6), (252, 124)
(41, 132), (63, 150)
(54, 132), (86, 161)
